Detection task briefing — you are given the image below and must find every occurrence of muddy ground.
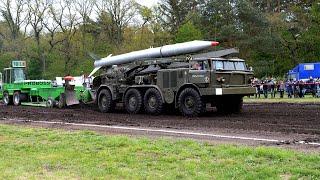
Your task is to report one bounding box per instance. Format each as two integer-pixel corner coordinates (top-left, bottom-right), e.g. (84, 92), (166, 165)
(0, 103), (319, 150)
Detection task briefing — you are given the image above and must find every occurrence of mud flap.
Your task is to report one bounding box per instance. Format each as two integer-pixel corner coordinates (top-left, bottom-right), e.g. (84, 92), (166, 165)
(65, 90), (79, 106)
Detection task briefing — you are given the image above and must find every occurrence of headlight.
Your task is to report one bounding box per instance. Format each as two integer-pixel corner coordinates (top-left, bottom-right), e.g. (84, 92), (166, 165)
(217, 77), (225, 83)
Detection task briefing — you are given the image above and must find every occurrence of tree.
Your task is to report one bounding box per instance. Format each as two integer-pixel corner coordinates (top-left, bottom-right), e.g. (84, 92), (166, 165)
(49, 0), (81, 73)
(95, 0), (137, 45)
(0, 0), (28, 40)
(27, 0), (51, 78)
(158, 0), (199, 33)
(175, 21), (202, 43)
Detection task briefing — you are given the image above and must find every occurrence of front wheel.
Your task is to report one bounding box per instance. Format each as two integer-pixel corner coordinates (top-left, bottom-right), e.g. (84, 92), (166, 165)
(13, 92), (21, 106)
(3, 92), (12, 105)
(178, 88), (203, 117)
(124, 88), (143, 114)
(98, 89), (114, 113)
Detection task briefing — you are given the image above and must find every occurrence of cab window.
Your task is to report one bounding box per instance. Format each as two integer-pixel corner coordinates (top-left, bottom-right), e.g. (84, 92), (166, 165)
(224, 61), (235, 70)
(213, 61), (223, 70)
(13, 69), (26, 82)
(234, 61), (246, 70)
(190, 60), (208, 70)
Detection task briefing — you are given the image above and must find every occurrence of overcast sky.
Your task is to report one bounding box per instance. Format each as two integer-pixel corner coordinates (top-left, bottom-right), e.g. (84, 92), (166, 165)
(136, 0), (160, 7)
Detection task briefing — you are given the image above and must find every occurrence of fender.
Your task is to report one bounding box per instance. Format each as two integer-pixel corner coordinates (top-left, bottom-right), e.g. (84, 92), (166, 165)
(122, 85), (165, 103)
(97, 85), (116, 101)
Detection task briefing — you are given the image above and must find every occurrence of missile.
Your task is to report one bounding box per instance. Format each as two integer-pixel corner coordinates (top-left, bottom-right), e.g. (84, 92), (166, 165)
(94, 40), (219, 68)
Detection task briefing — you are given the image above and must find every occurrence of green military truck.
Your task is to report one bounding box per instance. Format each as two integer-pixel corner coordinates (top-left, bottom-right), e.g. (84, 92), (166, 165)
(0, 61), (91, 107)
(92, 48), (255, 117)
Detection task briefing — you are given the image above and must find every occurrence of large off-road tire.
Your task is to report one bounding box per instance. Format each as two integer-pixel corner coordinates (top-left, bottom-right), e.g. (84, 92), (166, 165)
(3, 92), (12, 105)
(230, 96), (243, 114)
(144, 88), (164, 115)
(178, 88), (203, 117)
(216, 96), (243, 114)
(98, 89), (114, 113)
(124, 88), (143, 114)
(13, 91), (21, 106)
(58, 93), (66, 109)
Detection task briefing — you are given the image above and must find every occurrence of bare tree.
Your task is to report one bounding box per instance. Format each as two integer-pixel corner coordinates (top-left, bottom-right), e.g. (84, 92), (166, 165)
(49, 0), (81, 73)
(27, 0), (51, 77)
(95, 0), (137, 45)
(73, 0), (96, 51)
(0, 0), (28, 40)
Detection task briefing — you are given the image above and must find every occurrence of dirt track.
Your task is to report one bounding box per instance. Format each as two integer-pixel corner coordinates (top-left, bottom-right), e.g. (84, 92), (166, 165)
(0, 103), (319, 146)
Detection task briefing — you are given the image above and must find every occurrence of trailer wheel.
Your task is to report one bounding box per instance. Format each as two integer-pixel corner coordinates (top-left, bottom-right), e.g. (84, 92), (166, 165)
(178, 88), (203, 117)
(144, 88), (163, 115)
(3, 92), (12, 105)
(98, 89), (114, 113)
(13, 92), (21, 106)
(46, 98), (55, 108)
(58, 93), (66, 109)
(124, 88), (142, 114)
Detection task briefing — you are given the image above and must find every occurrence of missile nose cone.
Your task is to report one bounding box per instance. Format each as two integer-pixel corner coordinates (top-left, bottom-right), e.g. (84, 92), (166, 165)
(211, 41), (220, 46)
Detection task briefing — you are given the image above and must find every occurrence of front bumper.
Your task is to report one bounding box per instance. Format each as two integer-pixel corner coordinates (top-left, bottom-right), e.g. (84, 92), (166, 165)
(200, 87), (256, 96)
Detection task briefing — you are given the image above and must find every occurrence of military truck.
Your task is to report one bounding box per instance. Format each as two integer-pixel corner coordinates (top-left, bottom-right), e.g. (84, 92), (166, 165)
(91, 41), (255, 116)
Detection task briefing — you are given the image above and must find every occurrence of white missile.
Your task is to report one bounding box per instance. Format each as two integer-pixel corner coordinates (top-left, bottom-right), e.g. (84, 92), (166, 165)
(94, 40), (219, 68)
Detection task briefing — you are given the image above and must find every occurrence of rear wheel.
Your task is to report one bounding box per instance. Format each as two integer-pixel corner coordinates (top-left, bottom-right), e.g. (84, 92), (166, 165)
(3, 92), (11, 105)
(13, 92), (21, 106)
(144, 88), (164, 115)
(124, 88), (142, 114)
(98, 89), (114, 113)
(178, 88), (203, 117)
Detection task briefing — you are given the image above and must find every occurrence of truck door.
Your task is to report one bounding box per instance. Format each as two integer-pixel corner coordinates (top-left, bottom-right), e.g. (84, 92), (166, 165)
(188, 60), (210, 84)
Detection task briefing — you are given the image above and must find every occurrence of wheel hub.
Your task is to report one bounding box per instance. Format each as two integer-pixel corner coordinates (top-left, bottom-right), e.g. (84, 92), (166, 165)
(185, 96), (195, 109)
(148, 96), (157, 109)
(129, 96), (137, 108)
(14, 95), (19, 104)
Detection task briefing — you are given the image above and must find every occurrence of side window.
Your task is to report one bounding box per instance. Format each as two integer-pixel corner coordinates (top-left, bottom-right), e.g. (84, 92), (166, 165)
(191, 61), (208, 70)
(214, 61), (224, 70)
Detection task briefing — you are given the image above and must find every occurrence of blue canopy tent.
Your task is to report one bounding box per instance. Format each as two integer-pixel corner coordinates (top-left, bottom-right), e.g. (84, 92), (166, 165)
(288, 63), (320, 81)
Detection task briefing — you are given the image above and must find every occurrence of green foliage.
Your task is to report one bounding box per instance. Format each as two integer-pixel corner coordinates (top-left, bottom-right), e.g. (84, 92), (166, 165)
(0, 0), (320, 79)
(0, 124), (319, 179)
(175, 22), (203, 43)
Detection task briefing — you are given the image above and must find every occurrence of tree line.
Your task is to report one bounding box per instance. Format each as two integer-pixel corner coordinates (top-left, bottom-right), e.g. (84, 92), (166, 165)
(0, 0), (319, 79)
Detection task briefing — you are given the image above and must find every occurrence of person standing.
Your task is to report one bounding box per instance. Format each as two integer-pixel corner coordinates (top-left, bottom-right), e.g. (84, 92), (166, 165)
(278, 81), (285, 98)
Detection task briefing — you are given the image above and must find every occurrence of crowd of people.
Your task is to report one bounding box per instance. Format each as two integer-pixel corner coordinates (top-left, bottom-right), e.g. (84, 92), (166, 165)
(251, 77), (320, 98)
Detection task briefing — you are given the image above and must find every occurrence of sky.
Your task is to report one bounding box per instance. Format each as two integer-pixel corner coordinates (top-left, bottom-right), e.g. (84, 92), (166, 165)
(136, 0), (160, 7)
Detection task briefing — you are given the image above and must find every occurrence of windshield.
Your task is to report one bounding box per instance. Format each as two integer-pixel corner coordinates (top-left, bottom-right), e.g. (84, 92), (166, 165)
(14, 69), (26, 82)
(212, 60), (247, 71)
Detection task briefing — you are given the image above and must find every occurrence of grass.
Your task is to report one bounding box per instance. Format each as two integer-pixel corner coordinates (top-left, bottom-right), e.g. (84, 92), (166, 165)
(244, 94), (320, 104)
(0, 124), (319, 179)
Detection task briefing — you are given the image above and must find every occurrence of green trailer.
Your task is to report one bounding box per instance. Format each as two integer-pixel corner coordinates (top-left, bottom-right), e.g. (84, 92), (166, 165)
(0, 61), (92, 107)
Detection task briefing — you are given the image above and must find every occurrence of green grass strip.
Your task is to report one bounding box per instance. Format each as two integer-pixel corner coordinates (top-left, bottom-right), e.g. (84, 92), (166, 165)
(0, 124), (319, 179)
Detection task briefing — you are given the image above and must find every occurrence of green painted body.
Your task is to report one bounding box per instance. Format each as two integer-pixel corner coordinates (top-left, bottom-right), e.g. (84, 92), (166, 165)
(93, 55), (255, 111)
(0, 63), (91, 105)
